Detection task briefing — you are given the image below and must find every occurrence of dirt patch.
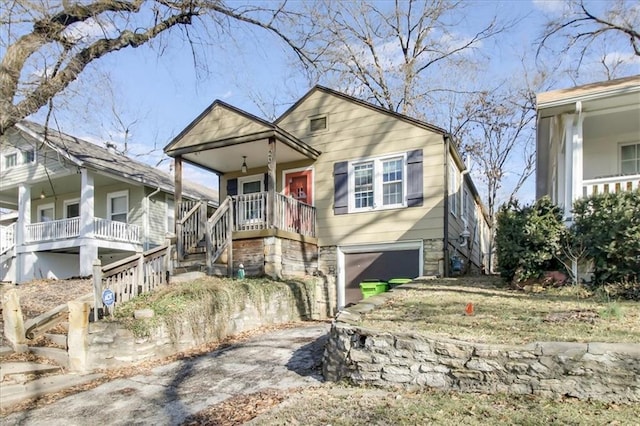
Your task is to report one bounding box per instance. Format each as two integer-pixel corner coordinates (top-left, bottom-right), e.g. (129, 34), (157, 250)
(0, 278), (92, 347)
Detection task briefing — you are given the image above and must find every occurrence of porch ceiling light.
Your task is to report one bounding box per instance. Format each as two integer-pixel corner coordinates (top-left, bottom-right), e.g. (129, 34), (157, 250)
(241, 156), (248, 174)
(40, 189), (45, 199)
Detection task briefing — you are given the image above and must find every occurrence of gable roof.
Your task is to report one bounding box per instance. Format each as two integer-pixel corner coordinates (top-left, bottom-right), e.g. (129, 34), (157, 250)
(537, 74), (640, 109)
(16, 121), (218, 204)
(275, 85), (448, 135)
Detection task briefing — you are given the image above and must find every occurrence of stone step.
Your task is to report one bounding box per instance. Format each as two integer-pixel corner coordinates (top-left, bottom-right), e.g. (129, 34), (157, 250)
(44, 333), (68, 349)
(29, 347), (69, 369)
(171, 270), (206, 284)
(0, 345), (14, 357)
(0, 362), (62, 382)
(0, 372), (104, 410)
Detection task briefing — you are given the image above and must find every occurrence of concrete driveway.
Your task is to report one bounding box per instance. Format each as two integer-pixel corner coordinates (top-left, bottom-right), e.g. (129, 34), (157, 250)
(3, 323), (329, 425)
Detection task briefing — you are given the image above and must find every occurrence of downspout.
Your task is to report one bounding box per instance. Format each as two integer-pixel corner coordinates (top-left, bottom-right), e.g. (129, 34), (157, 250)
(443, 135), (450, 277)
(144, 187), (162, 251)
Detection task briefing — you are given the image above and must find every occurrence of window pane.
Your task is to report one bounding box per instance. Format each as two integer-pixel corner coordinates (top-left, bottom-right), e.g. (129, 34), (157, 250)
(5, 153), (17, 168)
(621, 159), (636, 175)
(111, 195), (127, 222)
(382, 158), (403, 205)
(621, 144), (636, 161)
(40, 207), (54, 222)
(310, 116), (327, 132)
(242, 181), (261, 194)
(67, 203), (79, 218)
(23, 150), (34, 163)
(354, 162), (373, 208)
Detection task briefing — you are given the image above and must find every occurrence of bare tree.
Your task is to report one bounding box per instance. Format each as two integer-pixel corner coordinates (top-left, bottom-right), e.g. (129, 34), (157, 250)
(0, 0), (313, 136)
(295, 0), (510, 126)
(537, 0), (640, 73)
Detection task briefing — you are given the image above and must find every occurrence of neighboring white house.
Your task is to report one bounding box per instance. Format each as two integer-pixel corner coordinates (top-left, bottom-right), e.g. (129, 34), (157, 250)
(0, 121), (218, 284)
(536, 75), (640, 220)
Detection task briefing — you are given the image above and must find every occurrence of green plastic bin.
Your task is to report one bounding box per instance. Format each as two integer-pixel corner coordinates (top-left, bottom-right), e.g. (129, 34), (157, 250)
(359, 280), (388, 299)
(387, 278), (413, 289)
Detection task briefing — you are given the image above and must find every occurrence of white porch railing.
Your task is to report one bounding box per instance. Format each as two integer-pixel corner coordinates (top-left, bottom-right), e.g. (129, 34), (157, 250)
(0, 222), (16, 255)
(94, 218), (141, 243)
(26, 217), (80, 242)
(23, 217), (140, 244)
(232, 192), (316, 237)
(582, 175), (640, 197)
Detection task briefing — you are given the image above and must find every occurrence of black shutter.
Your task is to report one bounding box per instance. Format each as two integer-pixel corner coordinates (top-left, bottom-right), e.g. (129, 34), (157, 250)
(334, 161), (348, 215)
(264, 173), (270, 191)
(406, 149), (423, 207)
(227, 178), (238, 196)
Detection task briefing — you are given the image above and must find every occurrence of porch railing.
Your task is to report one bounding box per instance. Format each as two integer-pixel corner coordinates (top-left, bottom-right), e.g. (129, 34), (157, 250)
(205, 196), (233, 275)
(23, 217), (140, 244)
(0, 222), (16, 255)
(94, 218), (140, 243)
(176, 199), (207, 259)
(94, 244), (171, 315)
(26, 217), (80, 242)
(232, 192), (316, 237)
(274, 193), (316, 237)
(582, 175), (640, 197)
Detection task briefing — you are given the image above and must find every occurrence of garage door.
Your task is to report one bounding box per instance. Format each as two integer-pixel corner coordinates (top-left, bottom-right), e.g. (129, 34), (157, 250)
(344, 249), (419, 305)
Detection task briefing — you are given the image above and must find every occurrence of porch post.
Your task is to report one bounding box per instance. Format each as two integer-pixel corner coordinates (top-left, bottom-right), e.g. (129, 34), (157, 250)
(562, 113), (574, 222)
(174, 156), (183, 259)
(267, 137), (277, 228)
(79, 168), (97, 277)
(572, 105), (584, 205)
(15, 184), (31, 284)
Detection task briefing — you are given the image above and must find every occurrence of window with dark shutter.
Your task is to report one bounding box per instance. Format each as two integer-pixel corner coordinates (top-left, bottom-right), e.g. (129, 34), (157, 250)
(406, 149), (423, 207)
(227, 178), (238, 196)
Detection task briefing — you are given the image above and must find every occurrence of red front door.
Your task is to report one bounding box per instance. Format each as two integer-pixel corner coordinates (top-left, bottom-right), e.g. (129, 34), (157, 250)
(285, 170), (313, 205)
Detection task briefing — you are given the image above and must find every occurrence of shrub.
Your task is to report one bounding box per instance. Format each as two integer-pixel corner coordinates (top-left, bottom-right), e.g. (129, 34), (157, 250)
(572, 190), (640, 284)
(495, 197), (565, 283)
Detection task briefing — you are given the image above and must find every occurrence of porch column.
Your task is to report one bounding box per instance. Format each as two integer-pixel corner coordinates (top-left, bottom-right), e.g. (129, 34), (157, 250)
(79, 168), (97, 277)
(267, 137), (277, 228)
(562, 113), (574, 221)
(571, 106), (584, 206)
(15, 184), (31, 283)
(174, 156), (183, 259)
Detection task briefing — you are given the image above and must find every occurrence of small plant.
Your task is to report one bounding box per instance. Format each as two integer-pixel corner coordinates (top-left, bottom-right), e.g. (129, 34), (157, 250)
(599, 302), (623, 320)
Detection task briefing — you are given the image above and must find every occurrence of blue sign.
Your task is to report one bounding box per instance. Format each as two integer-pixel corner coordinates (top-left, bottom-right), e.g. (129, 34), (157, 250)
(102, 289), (115, 306)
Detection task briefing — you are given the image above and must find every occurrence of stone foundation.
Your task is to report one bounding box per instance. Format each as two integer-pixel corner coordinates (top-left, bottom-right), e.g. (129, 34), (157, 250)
(323, 290), (640, 403)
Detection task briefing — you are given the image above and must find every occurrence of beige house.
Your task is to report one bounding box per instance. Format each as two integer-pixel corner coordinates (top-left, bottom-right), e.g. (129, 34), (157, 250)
(0, 121), (217, 284)
(536, 75), (640, 220)
(165, 86), (491, 308)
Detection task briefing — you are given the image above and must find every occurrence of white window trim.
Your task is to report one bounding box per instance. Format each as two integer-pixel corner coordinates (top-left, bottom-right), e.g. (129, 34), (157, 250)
(166, 194), (175, 234)
(63, 198), (80, 219)
(37, 202), (55, 222)
(620, 141), (640, 175)
(107, 190), (129, 223)
(22, 148), (36, 164)
(347, 152), (407, 213)
(449, 164), (459, 216)
(238, 174), (265, 194)
(3, 152), (18, 169)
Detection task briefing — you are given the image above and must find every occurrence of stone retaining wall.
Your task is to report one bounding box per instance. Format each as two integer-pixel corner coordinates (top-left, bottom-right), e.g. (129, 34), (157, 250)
(323, 291), (640, 403)
(69, 278), (330, 372)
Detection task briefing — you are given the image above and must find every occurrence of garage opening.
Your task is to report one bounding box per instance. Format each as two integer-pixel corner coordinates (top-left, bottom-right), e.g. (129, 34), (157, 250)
(344, 249), (420, 305)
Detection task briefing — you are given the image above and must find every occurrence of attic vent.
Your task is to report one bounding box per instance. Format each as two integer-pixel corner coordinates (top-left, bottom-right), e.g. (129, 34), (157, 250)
(309, 116), (327, 132)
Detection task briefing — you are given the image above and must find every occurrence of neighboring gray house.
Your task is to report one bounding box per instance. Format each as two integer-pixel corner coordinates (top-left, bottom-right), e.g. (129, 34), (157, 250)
(0, 121), (218, 284)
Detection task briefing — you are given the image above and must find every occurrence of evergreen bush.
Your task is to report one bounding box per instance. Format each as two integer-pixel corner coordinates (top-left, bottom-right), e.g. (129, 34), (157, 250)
(572, 189), (640, 284)
(495, 197), (565, 283)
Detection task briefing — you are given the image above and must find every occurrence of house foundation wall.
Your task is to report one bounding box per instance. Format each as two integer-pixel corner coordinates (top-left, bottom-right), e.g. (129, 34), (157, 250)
(16, 252), (79, 283)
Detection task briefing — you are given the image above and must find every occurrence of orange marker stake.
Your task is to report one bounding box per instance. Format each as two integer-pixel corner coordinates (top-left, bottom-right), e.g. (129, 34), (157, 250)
(465, 303), (474, 316)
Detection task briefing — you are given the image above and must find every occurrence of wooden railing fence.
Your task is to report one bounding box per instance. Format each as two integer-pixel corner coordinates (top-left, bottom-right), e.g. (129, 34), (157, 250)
(0, 222), (16, 255)
(205, 196), (234, 276)
(176, 200), (207, 260)
(93, 244), (172, 316)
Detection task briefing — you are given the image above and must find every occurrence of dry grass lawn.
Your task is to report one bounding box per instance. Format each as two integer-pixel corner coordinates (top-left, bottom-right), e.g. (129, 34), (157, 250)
(357, 277), (640, 344)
